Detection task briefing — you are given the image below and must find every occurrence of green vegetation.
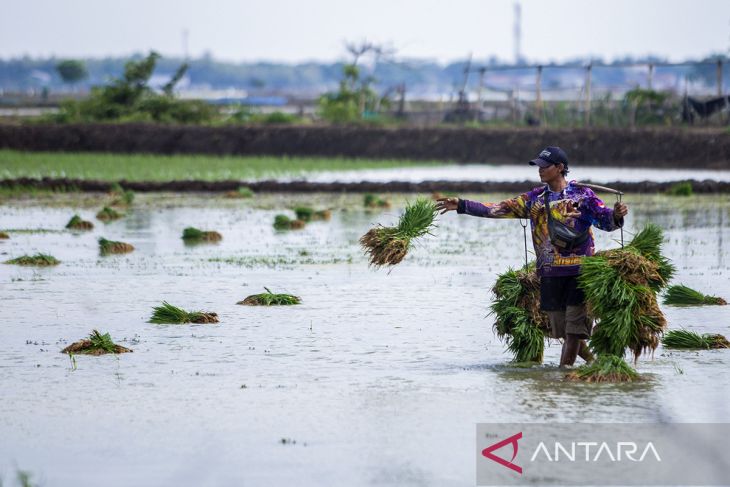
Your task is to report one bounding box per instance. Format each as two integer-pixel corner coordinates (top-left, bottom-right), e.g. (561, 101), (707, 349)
(0, 150), (437, 182)
(5, 253), (60, 266)
(109, 183), (135, 205)
(294, 207), (331, 222)
(566, 355), (640, 383)
(65, 214), (94, 230)
(364, 193), (391, 208)
(61, 329), (132, 355)
(96, 206), (123, 221)
(56, 59), (88, 85)
(149, 301), (219, 324)
(225, 186), (255, 198)
(238, 287), (302, 306)
(663, 284), (727, 306)
(181, 227), (222, 242)
(666, 181), (693, 196)
(273, 214), (305, 230)
(360, 198), (437, 267)
(0, 231), (9, 239)
(662, 329), (730, 349)
(490, 262), (549, 363)
(99, 237), (135, 255)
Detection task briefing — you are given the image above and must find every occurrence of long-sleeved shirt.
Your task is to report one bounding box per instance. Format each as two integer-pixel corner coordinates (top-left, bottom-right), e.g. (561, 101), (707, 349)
(457, 181), (622, 277)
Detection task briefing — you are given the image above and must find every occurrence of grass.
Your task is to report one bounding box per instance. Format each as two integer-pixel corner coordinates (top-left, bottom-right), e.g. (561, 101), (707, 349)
(566, 355), (640, 382)
(364, 193), (391, 208)
(61, 329), (132, 355)
(181, 227), (223, 242)
(65, 214), (94, 230)
(0, 150), (441, 182)
(663, 284), (727, 306)
(662, 329), (730, 349)
(99, 237), (135, 255)
(360, 198), (437, 267)
(5, 253), (60, 266)
(238, 287), (302, 306)
(96, 206), (123, 221)
(273, 214), (306, 230)
(666, 181), (693, 196)
(149, 301), (219, 324)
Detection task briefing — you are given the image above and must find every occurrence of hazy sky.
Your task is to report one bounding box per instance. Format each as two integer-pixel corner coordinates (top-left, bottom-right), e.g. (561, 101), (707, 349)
(2, 0), (729, 63)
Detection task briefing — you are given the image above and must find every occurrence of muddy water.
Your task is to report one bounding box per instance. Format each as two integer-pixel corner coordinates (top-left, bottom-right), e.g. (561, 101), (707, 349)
(1, 193), (729, 486)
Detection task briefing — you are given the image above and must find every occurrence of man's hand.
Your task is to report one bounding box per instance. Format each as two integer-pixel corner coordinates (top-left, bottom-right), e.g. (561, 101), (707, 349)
(435, 197), (459, 214)
(614, 201), (628, 221)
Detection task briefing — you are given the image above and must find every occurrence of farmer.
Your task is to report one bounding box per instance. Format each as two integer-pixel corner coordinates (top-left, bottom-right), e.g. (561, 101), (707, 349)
(436, 146), (628, 367)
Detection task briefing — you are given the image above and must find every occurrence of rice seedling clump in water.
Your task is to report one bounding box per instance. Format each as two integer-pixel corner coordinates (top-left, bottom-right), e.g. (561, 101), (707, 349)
(273, 215), (305, 230)
(96, 206), (123, 221)
(566, 355), (640, 383)
(294, 207), (332, 222)
(662, 329), (730, 349)
(109, 183), (135, 206)
(61, 329), (132, 355)
(65, 215), (94, 230)
(149, 301), (219, 324)
(238, 287), (302, 306)
(364, 194), (391, 208)
(181, 227), (223, 242)
(5, 253), (60, 266)
(490, 262), (549, 363)
(360, 198), (437, 267)
(0, 231), (9, 239)
(663, 284), (727, 306)
(225, 186), (255, 199)
(99, 237), (134, 255)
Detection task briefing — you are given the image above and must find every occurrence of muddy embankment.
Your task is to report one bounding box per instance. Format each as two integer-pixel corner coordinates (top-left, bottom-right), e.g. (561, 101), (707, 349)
(3, 177), (730, 194)
(1, 123), (730, 168)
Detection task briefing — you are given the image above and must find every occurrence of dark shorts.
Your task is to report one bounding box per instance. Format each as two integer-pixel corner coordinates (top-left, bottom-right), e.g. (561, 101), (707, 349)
(540, 275), (585, 311)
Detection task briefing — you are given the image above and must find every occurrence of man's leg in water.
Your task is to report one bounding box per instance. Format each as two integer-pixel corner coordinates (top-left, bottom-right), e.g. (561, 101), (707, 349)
(563, 305), (592, 366)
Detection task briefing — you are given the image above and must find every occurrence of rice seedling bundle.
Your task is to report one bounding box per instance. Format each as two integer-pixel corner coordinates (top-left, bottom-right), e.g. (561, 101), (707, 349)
(61, 329), (132, 355)
(99, 237), (135, 255)
(360, 198), (437, 267)
(181, 227), (223, 242)
(666, 181), (693, 196)
(96, 206), (123, 221)
(490, 262), (549, 363)
(149, 301), (219, 324)
(238, 287), (301, 306)
(0, 231), (9, 239)
(663, 284), (727, 306)
(109, 183), (135, 206)
(273, 215), (305, 230)
(364, 193), (391, 208)
(65, 215), (94, 230)
(5, 253), (60, 266)
(566, 355), (640, 383)
(294, 207), (332, 222)
(662, 329), (730, 349)
(225, 186), (255, 199)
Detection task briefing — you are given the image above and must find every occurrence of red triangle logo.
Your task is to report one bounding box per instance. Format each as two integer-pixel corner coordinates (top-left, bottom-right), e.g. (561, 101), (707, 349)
(481, 432), (523, 474)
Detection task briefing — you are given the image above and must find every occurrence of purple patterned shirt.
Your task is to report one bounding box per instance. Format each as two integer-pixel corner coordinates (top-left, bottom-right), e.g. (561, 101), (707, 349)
(457, 181), (623, 277)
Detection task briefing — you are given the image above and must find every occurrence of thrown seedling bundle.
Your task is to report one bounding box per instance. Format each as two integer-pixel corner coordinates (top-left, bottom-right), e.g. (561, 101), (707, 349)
(294, 207), (331, 222)
(662, 329), (730, 349)
(238, 287), (301, 306)
(363, 194), (391, 209)
(273, 214), (306, 230)
(61, 329), (132, 355)
(96, 206), (123, 221)
(0, 231), (9, 239)
(65, 215), (94, 231)
(663, 284), (727, 306)
(109, 183), (135, 206)
(568, 224), (675, 382)
(225, 186), (255, 199)
(181, 227), (222, 243)
(360, 198), (437, 267)
(490, 262), (550, 363)
(5, 253), (60, 266)
(99, 237), (134, 255)
(149, 301), (219, 324)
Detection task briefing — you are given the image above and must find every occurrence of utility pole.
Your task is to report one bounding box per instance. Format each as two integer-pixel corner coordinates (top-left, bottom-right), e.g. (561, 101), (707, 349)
(535, 65), (543, 123)
(584, 64), (592, 127)
(717, 59), (723, 97)
(477, 67), (486, 106)
(648, 63), (654, 91)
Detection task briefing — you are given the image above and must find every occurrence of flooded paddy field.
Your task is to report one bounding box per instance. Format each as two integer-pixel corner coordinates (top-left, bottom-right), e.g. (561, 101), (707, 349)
(1, 191), (729, 486)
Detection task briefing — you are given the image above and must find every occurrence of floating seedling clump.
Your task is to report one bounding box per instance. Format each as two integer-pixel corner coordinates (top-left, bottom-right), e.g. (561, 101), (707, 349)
(364, 193), (391, 209)
(294, 207), (332, 222)
(149, 301), (219, 324)
(5, 253), (60, 266)
(181, 227), (223, 243)
(225, 186), (255, 199)
(360, 198), (437, 267)
(99, 237), (134, 255)
(662, 329), (730, 349)
(109, 183), (135, 206)
(566, 355), (640, 383)
(490, 262), (549, 363)
(96, 206), (123, 221)
(61, 329), (132, 355)
(273, 214), (306, 230)
(663, 284), (727, 306)
(65, 215), (94, 231)
(0, 231), (9, 239)
(238, 287), (301, 306)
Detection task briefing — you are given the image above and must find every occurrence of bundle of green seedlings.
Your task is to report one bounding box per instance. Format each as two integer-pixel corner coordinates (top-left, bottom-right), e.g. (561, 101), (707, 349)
(360, 198), (437, 267)
(65, 214), (94, 231)
(225, 186), (255, 199)
(61, 329), (132, 355)
(149, 301), (219, 324)
(662, 329), (730, 349)
(665, 181), (693, 197)
(5, 253), (60, 266)
(109, 183), (135, 206)
(490, 262), (550, 363)
(294, 207), (332, 222)
(663, 284), (727, 306)
(0, 231), (9, 239)
(238, 287), (302, 306)
(99, 237), (135, 255)
(363, 193), (391, 209)
(96, 206), (123, 221)
(181, 227), (223, 242)
(273, 214), (306, 230)
(568, 224), (675, 382)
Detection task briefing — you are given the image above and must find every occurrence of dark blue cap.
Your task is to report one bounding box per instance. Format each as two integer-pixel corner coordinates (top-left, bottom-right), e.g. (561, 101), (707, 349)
(529, 146), (569, 168)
